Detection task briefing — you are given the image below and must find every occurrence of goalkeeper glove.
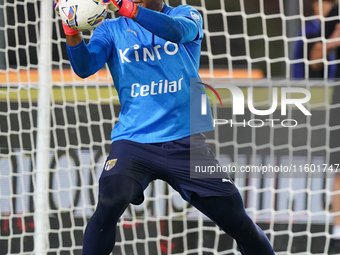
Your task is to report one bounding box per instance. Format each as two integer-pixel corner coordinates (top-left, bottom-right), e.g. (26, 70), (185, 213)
(102, 0), (137, 19)
(54, 0), (80, 36)
(53, 0), (60, 12)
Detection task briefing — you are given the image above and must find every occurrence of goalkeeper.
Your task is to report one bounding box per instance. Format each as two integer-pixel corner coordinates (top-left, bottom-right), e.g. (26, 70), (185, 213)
(54, 0), (275, 254)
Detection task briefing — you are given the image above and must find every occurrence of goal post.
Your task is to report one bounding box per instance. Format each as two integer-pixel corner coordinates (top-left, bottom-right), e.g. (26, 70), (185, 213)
(1, 0), (340, 255)
(34, 1), (54, 255)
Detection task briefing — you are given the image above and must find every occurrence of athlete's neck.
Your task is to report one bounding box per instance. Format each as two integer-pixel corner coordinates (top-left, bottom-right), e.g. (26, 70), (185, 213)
(158, 2), (164, 12)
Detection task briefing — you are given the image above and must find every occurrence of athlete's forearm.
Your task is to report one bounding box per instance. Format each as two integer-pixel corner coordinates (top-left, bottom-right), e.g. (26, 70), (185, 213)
(133, 6), (198, 43)
(67, 39), (107, 79)
(309, 42), (324, 71)
(309, 25), (340, 71)
(66, 34), (83, 47)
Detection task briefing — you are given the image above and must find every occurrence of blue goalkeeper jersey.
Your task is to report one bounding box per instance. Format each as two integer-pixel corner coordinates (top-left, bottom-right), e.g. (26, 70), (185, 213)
(67, 4), (214, 143)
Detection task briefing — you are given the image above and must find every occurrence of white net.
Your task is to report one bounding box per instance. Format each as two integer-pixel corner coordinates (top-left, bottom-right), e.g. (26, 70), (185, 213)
(0, 0), (340, 254)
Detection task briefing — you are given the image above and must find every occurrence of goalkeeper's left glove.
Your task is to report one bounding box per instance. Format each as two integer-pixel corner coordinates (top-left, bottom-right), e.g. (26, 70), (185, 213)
(102, 0), (137, 19)
(53, 0), (79, 36)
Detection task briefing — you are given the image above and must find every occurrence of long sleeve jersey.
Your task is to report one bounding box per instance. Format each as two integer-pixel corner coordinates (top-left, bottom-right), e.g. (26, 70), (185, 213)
(66, 4), (214, 143)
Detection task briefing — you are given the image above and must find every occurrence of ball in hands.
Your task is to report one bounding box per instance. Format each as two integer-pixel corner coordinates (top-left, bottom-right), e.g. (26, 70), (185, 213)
(57, 0), (108, 32)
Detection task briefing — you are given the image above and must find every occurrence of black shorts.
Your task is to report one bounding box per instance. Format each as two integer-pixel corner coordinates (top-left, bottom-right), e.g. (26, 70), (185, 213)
(100, 133), (238, 203)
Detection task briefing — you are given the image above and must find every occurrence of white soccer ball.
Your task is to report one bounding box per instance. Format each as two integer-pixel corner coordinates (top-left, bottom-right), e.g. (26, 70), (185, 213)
(58, 0), (108, 32)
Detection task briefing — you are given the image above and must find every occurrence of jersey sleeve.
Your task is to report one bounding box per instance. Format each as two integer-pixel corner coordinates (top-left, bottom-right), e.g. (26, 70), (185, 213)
(171, 5), (204, 41)
(134, 5), (203, 44)
(66, 22), (113, 78)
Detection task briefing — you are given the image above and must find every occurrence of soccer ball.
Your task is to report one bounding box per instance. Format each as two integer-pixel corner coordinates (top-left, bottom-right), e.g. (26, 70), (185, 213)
(58, 0), (108, 32)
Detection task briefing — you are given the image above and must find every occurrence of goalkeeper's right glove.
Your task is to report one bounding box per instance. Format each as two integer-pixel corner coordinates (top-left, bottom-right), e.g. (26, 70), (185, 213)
(62, 23), (80, 36)
(102, 0), (137, 19)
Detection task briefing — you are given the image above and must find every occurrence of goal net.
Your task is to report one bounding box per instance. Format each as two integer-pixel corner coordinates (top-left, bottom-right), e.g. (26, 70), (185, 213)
(0, 0), (339, 254)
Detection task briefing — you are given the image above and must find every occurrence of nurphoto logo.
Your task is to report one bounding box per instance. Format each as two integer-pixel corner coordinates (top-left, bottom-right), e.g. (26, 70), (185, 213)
(199, 82), (223, 115)
(200, 81), (312, 128)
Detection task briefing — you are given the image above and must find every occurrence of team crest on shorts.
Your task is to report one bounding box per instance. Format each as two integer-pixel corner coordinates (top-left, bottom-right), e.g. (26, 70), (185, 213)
(104, 159), (117, 171)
